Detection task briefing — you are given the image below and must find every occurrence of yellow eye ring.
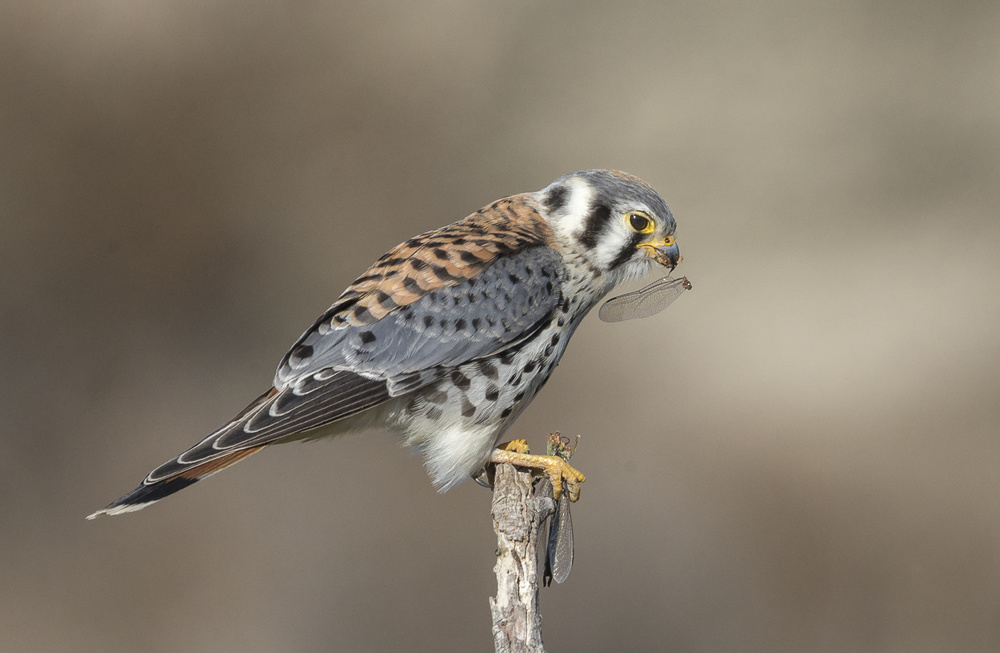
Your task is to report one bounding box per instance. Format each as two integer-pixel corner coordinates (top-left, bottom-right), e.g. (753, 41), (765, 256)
(626, 211), (655, 234)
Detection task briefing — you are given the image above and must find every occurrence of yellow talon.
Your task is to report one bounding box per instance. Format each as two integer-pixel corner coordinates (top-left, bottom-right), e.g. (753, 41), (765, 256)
(497, 439), (531, 454)
(489, 445), (586, 502)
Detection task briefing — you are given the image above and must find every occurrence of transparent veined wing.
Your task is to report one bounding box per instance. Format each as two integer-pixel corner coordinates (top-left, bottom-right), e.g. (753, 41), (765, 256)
(599, 276), (692, 323)
(543, 489), (574, 586)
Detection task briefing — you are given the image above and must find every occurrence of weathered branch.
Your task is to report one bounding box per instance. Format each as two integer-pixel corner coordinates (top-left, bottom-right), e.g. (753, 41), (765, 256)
(489, 462), (555, 653)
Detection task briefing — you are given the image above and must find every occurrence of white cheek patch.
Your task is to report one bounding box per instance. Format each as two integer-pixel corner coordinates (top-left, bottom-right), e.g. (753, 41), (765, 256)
(593, 229), (628, 270)
(547, 177), (594, 245)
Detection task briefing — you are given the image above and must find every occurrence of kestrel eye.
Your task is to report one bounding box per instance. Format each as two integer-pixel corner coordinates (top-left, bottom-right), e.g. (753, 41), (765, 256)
(627, 212), (654, 234)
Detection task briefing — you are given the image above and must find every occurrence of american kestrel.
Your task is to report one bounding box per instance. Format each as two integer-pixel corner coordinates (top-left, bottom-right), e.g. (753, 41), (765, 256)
(88, 169), (681, 518)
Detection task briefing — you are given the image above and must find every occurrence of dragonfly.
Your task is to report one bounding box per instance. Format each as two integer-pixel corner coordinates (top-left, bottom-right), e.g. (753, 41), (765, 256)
(539, 433), (578, 586)
(539, 280), (691, 583)
(599, 276), (692, 323)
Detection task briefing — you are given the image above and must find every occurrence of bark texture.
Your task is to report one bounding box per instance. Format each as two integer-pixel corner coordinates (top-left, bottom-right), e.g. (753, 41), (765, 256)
(489, 463), (555, 653)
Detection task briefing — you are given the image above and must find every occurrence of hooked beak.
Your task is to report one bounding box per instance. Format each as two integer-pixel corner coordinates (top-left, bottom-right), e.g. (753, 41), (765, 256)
(638, 235), (681, 270)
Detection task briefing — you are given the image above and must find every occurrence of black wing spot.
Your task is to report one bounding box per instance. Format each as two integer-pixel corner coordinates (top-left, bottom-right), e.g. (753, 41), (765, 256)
(485, 387), (500, 402)
(431, 264), (461, 282)
(359, 330), (376, 344)
(352, 273), (382, 285)
(461, 398), (477, 418)
(291, 344), (314, 363)
(352, 305), (374, 324)
(375, 291), (396, 309)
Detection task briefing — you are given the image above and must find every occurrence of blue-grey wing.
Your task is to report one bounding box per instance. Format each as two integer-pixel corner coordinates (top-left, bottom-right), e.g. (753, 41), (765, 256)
(278, 246), (565, 393)
(137, 246), (565, 483)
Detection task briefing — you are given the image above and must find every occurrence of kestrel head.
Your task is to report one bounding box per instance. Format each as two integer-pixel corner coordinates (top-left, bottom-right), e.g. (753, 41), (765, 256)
(536, 169), (680, 286)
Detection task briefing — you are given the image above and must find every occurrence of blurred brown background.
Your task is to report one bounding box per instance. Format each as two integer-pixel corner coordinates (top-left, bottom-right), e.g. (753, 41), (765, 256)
(3, 1), (999, 651)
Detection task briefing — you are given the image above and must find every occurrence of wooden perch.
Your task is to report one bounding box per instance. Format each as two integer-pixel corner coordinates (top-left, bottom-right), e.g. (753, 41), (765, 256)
(489, 461), (554, 653)
(489, 433), (578, 653)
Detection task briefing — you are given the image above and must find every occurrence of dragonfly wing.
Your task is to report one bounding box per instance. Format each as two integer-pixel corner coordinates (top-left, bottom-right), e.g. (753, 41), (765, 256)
(546, 492), (574, 584)
(599, 276), (691, 322)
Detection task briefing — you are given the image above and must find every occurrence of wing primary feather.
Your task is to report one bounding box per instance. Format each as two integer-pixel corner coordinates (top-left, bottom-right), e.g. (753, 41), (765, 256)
(87, 446), (265, 519)
(239, 383), (390, 442)
(90, 372), (392, 517)
(215, 372), (388, 446)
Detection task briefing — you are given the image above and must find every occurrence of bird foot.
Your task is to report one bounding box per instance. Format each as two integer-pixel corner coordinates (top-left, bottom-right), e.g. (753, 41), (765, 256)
(490, 440), (586, 502)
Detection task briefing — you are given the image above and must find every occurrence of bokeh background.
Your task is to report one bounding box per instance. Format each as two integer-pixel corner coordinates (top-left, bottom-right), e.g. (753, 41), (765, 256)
(3, 1), (999, 651)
